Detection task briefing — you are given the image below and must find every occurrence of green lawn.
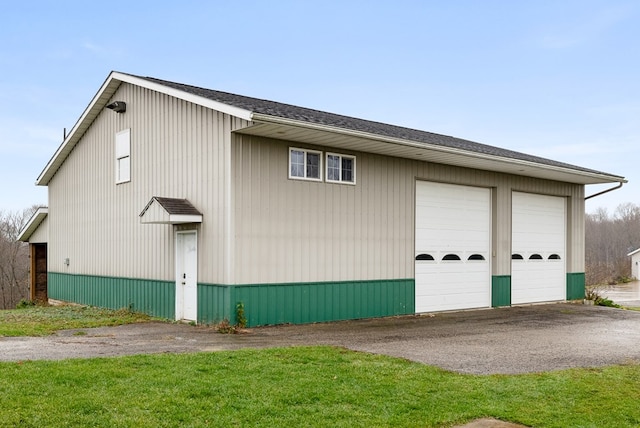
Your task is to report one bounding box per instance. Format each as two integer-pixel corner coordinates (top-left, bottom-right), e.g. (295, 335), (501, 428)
(0, 305), (153, 336)
(1, 307), (639, 427)
(1, 346), (639, 427)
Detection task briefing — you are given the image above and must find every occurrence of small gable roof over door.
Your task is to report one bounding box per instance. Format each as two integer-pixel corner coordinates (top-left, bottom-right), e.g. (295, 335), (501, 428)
(17, 207), (48, 242)
(140, 197), (202, 225)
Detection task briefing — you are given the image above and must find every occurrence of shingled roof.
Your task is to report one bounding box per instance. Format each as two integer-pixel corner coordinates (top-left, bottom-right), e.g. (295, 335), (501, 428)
(139, 197), (202, 225)
(135, 75), (618, 178)
(36, 71), (625, 186)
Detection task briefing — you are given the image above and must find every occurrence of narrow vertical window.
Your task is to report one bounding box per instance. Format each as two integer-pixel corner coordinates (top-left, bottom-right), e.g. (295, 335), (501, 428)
(327, 154), (340, 181)
(289, 148), (322, 181)
(325, 152), (356, 184)
(116, 129), (131, 184)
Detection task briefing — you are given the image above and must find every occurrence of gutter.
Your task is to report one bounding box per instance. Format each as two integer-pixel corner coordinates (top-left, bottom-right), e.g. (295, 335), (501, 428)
(584, 182), (624, 200)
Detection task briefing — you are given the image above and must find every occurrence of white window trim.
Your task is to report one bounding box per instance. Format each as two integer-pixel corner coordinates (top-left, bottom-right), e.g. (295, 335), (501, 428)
(115, 128), (131, 184)
(288, 147), (323, 182)
(325, 152), (356, 185)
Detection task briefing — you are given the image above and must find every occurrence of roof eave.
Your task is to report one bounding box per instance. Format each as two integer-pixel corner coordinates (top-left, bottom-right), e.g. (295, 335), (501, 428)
(627, 248), (640, 257)
(36, 73), (122, 186)
(250, 113), (626, 186)
(17, 207), (48, 242)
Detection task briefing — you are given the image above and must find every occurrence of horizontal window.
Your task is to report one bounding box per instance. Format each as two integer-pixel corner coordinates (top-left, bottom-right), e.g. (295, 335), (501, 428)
(326, 152), (356, 184)
(289, 148), (322, 181)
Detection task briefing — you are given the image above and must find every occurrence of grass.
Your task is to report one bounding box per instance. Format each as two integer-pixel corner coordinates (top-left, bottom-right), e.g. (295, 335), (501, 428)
(1, 306), (639, 426)
(0, 305), (154, 336)
(0, 346), (639, 427)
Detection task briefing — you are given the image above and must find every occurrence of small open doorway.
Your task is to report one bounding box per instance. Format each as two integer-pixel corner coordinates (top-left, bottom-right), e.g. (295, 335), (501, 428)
(30, 243), (48, 303)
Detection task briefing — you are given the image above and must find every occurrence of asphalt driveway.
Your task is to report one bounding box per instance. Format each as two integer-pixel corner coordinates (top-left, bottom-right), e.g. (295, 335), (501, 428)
(2, 303), (640, 374)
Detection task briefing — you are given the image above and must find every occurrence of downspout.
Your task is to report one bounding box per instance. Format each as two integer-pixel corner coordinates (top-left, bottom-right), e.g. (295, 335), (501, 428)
(584, 182), (624, 200)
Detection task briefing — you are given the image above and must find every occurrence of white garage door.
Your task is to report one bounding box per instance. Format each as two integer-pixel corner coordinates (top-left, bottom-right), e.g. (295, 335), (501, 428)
(512, 192), (566, 304)
(415, 181), (491, 312)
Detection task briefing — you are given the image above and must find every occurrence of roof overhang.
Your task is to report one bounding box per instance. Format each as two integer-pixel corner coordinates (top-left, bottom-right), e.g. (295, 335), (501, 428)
(37, 70), (625, 187)
(240, 114), (626, 186)
(36, 71), (252, 186)
(17, 207), (48, 242)
(628, 248), (640, 257)
(139, 197), (203, 225)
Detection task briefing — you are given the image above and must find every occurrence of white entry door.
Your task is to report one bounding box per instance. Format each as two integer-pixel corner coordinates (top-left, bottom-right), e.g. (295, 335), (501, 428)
(176, 231), (198, 321)
(415, 181), (492, 312)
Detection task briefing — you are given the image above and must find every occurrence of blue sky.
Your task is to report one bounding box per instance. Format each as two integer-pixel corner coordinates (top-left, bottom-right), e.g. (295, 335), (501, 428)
(1, 0), (638, 214)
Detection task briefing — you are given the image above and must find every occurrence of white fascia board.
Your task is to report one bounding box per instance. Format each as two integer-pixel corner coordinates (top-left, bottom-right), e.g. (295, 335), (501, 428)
(17, 207), (48, 242)
(169, 214), (203, 224)
(37, 71), (253, 186)
(142, 214), (203, 225)
(250, 113), (626, 185)
(37, 73), (121, 185)
(628, 248), (640, 257)
(113, 72), (253, 121)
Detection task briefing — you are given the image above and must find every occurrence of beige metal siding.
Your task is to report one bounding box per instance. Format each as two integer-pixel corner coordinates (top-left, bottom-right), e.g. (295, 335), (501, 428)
(232, 135), (585, 284)
(567, 185), (585, 272)
(47, 83), (249, 283)
(231, 138), (415, 284)
(28, 216), (48, 244)
(45, 81), (585, 287)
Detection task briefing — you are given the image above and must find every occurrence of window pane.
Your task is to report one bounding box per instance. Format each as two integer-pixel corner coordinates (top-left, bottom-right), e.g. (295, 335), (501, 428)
(290, 150), (304, 177)
(118, 156), (131, 182)
(306, 152), (320, 178)
(291, 164), (304, 177)
(327, 155), (340, 180)
(342, 157), (353, 182)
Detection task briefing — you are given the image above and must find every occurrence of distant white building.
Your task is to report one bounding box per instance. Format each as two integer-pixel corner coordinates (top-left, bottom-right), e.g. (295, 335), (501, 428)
(628, 248), (640, 280)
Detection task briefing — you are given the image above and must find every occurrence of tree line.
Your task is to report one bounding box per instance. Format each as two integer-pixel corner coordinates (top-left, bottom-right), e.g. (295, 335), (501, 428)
(0, 207), (37, 309)
(585, 202), (640, 286)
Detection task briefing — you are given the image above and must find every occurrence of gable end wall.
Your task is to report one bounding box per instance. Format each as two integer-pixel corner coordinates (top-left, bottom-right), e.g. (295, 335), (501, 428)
(47, 83), (249, 284)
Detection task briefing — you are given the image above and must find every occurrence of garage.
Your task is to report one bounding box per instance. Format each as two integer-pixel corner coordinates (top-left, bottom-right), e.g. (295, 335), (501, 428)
(511, 192), (566, 304)
(415, 181), (491, 312)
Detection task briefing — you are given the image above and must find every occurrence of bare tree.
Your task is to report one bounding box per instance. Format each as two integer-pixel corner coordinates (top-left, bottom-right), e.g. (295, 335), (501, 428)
(585, 202), (640, 286)
(0, 206), (38, 309)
